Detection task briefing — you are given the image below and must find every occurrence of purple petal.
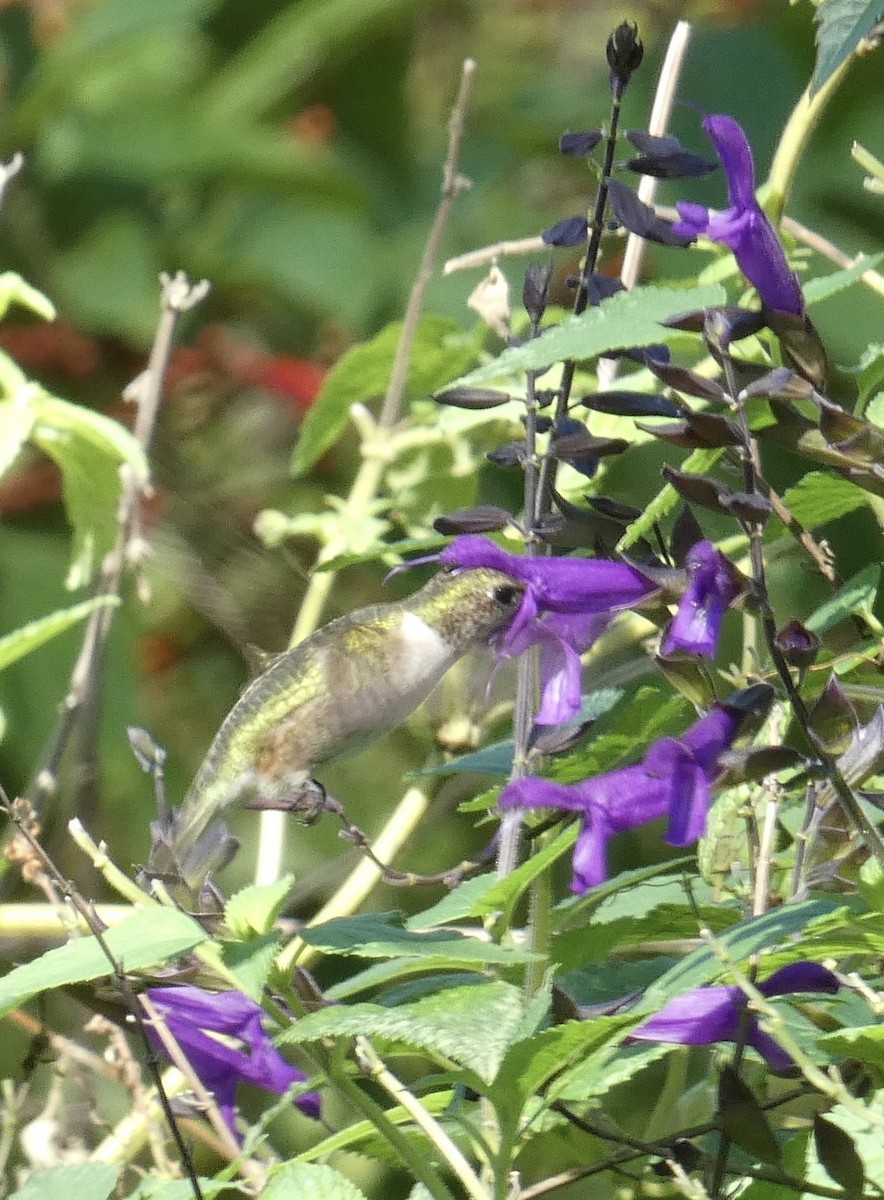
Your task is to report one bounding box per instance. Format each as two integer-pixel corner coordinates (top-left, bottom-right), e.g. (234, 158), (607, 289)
(662, 540), (740, 659)
(633, 984), (744, 1045)
(499, 776), (589, 815)
(672, 201), (711, 240)
(703, 114), (756, 210)
(643, 738), (710, 845)
(747, 1026), (795, 1071)
(579, 761), (673, 832)
(536, 633), (583, 725)
(571, 818), (609, 892)
(680, 704), (743, 774)
(439, 537), (657, 614)
(146, 987), (321, 1136)
(758, 962), (840, 998)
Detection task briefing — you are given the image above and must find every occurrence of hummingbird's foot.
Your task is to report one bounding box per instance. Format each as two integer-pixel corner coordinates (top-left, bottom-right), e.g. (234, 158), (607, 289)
(243, 775), (328, 824)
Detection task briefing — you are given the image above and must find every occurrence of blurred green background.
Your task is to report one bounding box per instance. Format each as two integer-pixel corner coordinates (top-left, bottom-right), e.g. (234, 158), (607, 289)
(0, 0), (880, 906)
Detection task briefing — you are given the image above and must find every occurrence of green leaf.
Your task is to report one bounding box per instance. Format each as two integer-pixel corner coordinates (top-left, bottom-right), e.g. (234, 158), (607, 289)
(490, 1016), (632, 1121)
(617, 447), (725, 552)
(446, 284), (726, 390)
(9, 1164), (122, 1200)
(0, 596), (118, 672)
(225, 874), (294, 938)
(818, 1024), (884, 1070)
(299, 911), (540, 965)
(804, 253), (884, 304)
(805, 564), (880, 635)
(0, 272), (56, 321)
(813, 1113), (867, 1194)
(282, 982), (525, 1083)
(263, 1163), (369, 1200)
(292, 314), (478, 476)
(30, 392), (149, 588)
(0, 907), (205, 1016)
(718, 1066), (781, 1165)
(221, 931), (280, 1002)
(778, 471), (869, 527)
(406, 875), (501, 930)
(811, 0), (884, 96)
(805, 1094), (884, 1190)
(124, 1180), (230, 1200)
(0, 399), (36, 479)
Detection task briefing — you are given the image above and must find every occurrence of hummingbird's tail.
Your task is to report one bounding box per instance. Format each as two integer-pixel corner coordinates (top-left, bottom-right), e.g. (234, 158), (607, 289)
(145, 806), (239, 907)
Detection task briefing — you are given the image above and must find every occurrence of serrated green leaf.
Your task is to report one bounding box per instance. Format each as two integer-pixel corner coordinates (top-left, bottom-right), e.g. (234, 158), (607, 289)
(263, 1163), (369, 1200)
(490, 1016), (632, 1121)
(805, 564), (880, 634)
(778, 471), (869, 527)
(447, 284), (726, 390)
(0, 907), (205, 1015)
(299, 911), (540, 964)
(811, 0), (883, 95)
(406, 875), (500, 930)
(617, 447), (725, 552)
(222, 931), (280, 1001)
(292, 314), (478, 476)
(9, 1164), (121, 1200)
(818, 1024), (884, 1069)
(555, 1038), (672, 1103)
(0, 399), (36, 479)
(0, 596), (118, 672)
(283, 982), (525, 1083)
(0, 272), (56, 321)
(225, 874), (294, 938)
(804, 253), (884, 304)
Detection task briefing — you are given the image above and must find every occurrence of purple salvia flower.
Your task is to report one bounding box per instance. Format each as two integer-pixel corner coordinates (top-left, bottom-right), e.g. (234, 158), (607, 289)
(673, 115), (804, 316)
(429, 536), (658, 725)
(662, 540), (740, 659)
(632, 962), (840, 1070)
(499, 701), (743, 892)
(146, 985), (320, 1138)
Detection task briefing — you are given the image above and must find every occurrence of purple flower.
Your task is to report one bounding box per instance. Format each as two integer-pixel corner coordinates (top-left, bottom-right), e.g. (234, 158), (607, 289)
(499, 701), (743, 892)
(146, 986), (320, 1138)
(632, 962), (840, 1070)
(662, 540), (740, 659)
(673, 115), (804, 316)
(431, 536), (658, 725)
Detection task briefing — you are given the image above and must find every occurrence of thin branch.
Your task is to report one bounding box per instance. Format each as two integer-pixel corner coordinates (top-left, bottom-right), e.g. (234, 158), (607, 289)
(27, 273), (210, 813)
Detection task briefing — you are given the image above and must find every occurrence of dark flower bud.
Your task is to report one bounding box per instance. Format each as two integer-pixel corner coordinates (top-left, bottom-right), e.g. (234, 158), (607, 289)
(435, 386), (512, 410)
(775, 619), (821, 670)
(542, 215), (589, 247)
(433, 506), (512, 536)
(486, 441), (526, 469)
(607, 179), (693, 246)
(559, 130), (603, 157)
(606, 21), (643, 88)
(523, 262), (554, 323)
(585, 273), (624, 306)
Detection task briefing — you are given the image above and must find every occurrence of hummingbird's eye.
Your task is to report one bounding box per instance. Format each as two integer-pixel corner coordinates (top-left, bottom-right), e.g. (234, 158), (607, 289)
(492, 584), (521, 608)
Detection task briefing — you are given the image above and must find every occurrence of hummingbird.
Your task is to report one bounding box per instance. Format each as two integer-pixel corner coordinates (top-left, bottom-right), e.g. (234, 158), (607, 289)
(148, 566), (525, 893)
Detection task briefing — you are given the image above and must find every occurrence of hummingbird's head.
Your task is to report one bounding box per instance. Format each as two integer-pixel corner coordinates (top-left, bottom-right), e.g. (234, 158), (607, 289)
(415, 566), (526, 651)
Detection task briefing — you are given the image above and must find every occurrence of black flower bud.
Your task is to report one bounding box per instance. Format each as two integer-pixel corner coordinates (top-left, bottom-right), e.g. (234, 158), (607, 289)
(606, 22), (643, 89)
(775, 619), (821, 670)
